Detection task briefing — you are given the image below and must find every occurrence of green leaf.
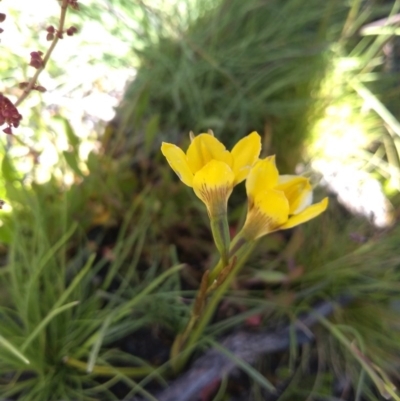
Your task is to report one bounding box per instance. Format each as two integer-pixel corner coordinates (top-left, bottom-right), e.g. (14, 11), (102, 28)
(208, 339), (276, 392)
(60, 117), (80, 150)
(0, 221), (13, 244)
(255, 270), (288, 283)
(0, 335), (30, 365)
(63, 151), (84, 178)
(144, 114), (160, 154)
(1, 155), (19, 182)
(21, 301), (80, 352)
(86, 150), (100, 173)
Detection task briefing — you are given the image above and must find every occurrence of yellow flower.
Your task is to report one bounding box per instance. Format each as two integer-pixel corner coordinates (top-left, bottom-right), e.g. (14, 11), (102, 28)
(161, 131), (261, 216)
(241, 156), (328, 240)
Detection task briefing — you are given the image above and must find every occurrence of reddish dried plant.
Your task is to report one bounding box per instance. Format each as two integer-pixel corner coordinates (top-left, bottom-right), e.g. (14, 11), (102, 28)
(0, 0), (79, 134)
(46, 24), (78, 40)
(29, 51), (44, 69)
(0, 94), (22, 135)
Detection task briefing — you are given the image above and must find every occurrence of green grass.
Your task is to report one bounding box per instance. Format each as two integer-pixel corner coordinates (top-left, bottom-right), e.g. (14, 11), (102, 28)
(1, 0), (400, 400)
(198, 200), (400, 400)
(114, 0), (395, 173)
(2, 132), (400, 400)
(0, 148), (188, 400)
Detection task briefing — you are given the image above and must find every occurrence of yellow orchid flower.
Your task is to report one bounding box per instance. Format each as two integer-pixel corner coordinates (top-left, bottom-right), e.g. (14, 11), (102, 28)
(161, 130), (261, 265)
(161, 131), (261, 217)
(240, 156), (328, 241)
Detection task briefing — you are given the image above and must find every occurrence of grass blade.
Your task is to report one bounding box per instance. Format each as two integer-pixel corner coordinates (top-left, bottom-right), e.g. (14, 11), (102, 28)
(0, 335), (30, 365)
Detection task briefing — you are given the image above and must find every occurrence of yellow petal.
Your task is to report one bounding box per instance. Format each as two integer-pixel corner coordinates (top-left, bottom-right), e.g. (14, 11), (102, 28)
(186, 134), (233, 174)
(192, 160), (235, 216)
(242, 189), (289, 240)
(275, 176), (313, 214)
(245, 156), (279, 199)
(279, 197), (329, 230)
(231, 131), (262, 185)
(254, 189), (289, 226)
(161, 142), (194, 187)
(278, 174), (298, 184)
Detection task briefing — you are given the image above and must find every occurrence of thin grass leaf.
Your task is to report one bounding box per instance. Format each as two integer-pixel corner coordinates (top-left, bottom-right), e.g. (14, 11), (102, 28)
(316, 315), (399, 400)
(211, 374), (228, 401)
(87, 315), (112, 373)
(207, 339), (275, 392)
(352, 81), (400, 137)
(0, 335), (30, 365)
(355, 368), (367, 401)
(99, 363), (160, 401)
(81, 263), (184, 350)
(102, 214), (150, 290)
(113, 263), (184, 321)
(63, 355), (154, 377)
(21, 301), (79, 352)
(53, 253), (96, 310)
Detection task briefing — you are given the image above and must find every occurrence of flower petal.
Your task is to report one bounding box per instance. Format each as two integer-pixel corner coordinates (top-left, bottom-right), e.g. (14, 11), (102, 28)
(231, 131), (262, 185)
(192, 160), (235, 216)
(242, 189), (289, 240)
(254, 189), (290, 226)
(275, 176), (313, 214)
(186, 133), (233, 174)
(246, 156), (279, 199)
(278, 174), (298, 184)
(161, 142), (194, 187)
(279, 197), (329, 230)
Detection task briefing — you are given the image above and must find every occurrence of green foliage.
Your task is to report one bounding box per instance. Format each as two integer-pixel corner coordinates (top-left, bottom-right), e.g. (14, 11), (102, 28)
(199, 199), (400, 400)
(116, 0), (353, 171)
(2, 0), (400, 400)
(0, 140), (188, 400)
(307, 0), (400, 192)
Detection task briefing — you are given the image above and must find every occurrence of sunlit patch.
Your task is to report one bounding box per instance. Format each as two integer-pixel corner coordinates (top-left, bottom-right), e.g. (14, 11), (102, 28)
(0, 0), (134, 187)
(307, 55), (395, 228)
(0, 202), (12, 213)
(313, 160), (394, 228)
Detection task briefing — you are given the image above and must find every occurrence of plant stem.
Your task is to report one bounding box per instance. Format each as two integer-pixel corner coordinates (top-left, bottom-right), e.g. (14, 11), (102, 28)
(171, 240), (257, 372)
(209, 232), (248, 283)
(15, 0), (70, 107)
(209, 214), (230, 267)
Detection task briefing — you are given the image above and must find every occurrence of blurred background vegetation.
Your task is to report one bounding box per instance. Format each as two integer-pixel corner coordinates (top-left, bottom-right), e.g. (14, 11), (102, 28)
(1, 0), (400, 400)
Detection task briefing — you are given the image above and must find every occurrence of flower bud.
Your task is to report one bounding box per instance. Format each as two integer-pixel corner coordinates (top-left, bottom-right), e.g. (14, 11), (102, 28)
(35, 85), (47, 93)
(68, 0), (80, 10)
(29, 51), (44, 69)
(66, 26), (78, 36)
(30, 59), (42, 69)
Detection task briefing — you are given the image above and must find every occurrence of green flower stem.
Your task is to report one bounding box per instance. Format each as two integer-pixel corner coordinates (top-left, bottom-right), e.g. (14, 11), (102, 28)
(210, 213), (231, 267)
(209, 232), (248, 283)
(170, 219), (233, 368)
(170, 271), (210, 368)
(173, 239), (257, 372)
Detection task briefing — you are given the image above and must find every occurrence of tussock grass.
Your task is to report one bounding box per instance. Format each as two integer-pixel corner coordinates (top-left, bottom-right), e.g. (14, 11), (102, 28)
(0, 167), (185, 400)
(115, 0), (352, 171)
